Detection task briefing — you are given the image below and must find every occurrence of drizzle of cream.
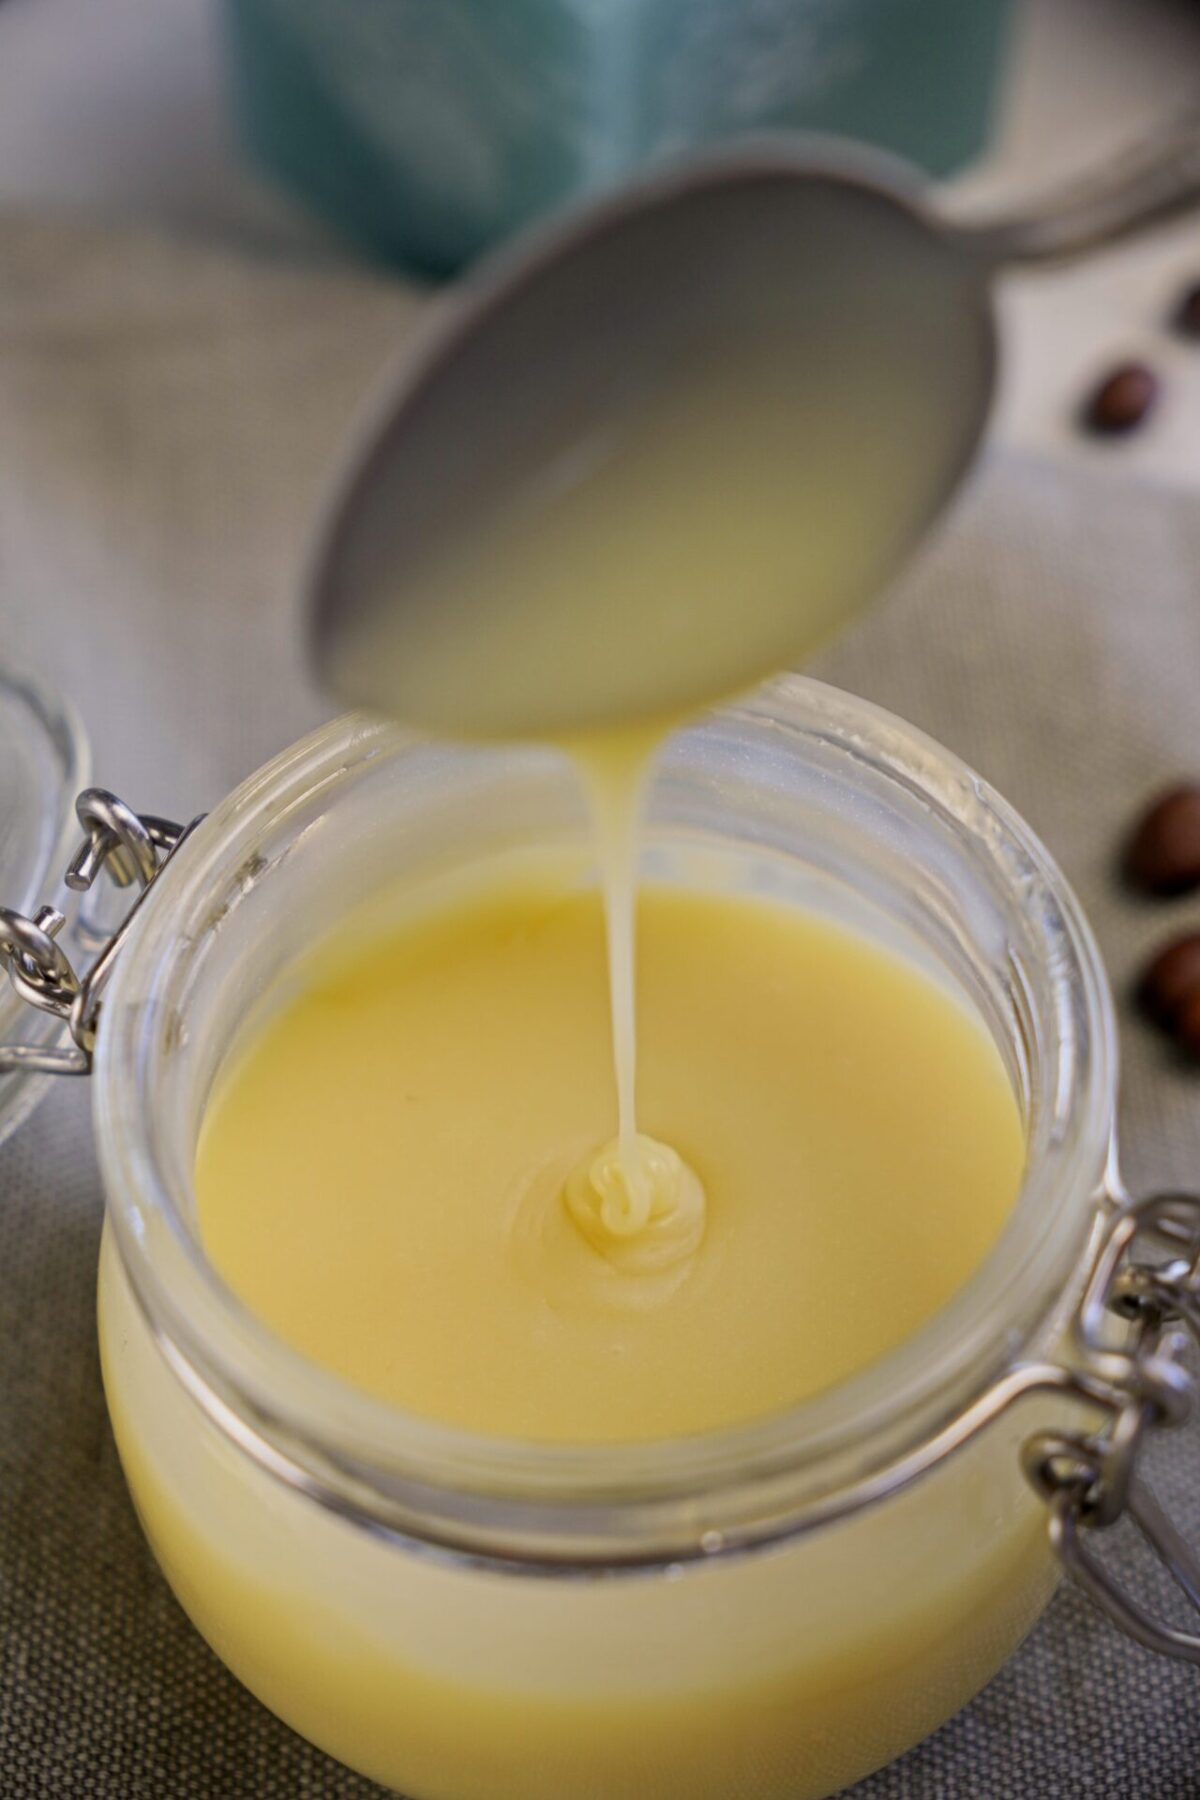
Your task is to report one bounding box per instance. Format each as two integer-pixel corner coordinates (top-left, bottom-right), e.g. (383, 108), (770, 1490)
(564, 1133), (706, 1274)
(561, 726), (708, 1275)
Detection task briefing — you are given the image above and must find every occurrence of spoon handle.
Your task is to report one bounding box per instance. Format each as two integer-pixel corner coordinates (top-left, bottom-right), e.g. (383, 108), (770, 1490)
(950, 108), (1200, 267)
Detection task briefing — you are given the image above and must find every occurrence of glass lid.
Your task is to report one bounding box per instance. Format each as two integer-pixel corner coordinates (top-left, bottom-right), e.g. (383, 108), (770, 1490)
(0, 664), (90, 1143)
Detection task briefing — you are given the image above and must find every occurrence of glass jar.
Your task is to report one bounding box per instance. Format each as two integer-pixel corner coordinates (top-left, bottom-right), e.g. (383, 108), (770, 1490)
(4, 676), (1196, 1799)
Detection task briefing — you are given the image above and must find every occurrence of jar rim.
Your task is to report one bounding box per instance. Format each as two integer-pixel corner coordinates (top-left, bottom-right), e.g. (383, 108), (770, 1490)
(94, 678), (1116, 1567)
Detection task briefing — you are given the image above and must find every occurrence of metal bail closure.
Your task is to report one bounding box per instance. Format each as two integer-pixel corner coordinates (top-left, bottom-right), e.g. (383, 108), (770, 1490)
(0, 788), (204, 1077)
(1024, 1190), (1200, 1665)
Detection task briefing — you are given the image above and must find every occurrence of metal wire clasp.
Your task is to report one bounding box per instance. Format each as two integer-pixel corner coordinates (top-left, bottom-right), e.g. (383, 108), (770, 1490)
(0, 788), (204, 1077)
(1024, 1190), (1200, 1664)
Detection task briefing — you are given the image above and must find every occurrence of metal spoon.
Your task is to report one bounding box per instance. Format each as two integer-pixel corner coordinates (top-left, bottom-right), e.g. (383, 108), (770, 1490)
(309, 115), (1200, 740)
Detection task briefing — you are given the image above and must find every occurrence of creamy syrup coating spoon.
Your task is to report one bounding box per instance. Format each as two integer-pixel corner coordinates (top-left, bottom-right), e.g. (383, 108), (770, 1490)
(308, 119), (1200, 741)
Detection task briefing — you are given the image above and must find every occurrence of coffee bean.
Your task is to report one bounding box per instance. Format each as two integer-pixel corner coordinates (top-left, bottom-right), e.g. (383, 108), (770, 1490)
(1175, 282), (1200, 339)
(1124, 786), (1200, 895)
(1082, 363), (1158, 435)
(1175, 985), (1200, 1060)
(1138, 933), (1200, 1028)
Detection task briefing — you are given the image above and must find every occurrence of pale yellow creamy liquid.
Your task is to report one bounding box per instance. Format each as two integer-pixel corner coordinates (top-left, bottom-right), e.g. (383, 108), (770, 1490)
(196, 876), (1024, 1443)
(566, 732), (707, 1273)
(324, 320), (978, 1276)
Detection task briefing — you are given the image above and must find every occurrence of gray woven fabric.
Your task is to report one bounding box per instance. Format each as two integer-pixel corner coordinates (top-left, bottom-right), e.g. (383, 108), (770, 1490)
(1, 212), (1199, 1798)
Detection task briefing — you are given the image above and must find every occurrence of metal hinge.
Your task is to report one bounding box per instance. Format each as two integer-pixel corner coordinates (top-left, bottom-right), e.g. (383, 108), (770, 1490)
(1025, 1190), (1200, 1664)
(0, 788), (204, 1076)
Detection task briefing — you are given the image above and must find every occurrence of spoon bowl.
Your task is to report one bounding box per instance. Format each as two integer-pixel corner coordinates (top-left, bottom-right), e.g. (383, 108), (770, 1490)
(308, 141), (996, 741)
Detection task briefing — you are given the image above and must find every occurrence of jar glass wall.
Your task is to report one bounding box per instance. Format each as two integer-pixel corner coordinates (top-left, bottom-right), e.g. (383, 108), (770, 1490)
(0, 664), (90, 1145)
(94, 677), (1115, 1799)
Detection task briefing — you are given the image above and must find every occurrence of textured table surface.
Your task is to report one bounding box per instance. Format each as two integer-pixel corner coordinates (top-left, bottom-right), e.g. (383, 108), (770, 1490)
(2, 212), (1199, 1798)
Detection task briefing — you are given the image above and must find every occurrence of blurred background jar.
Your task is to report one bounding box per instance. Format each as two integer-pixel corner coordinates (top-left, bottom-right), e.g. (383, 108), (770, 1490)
(221, 0), (1015, 274)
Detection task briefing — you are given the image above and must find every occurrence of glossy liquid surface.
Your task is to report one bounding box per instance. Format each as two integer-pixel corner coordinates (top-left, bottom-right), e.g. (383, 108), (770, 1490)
(196, 877), (1024, 1443)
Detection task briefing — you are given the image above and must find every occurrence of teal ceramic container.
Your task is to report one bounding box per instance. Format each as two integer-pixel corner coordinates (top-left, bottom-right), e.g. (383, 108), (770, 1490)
(223, 0), (1014, 275)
